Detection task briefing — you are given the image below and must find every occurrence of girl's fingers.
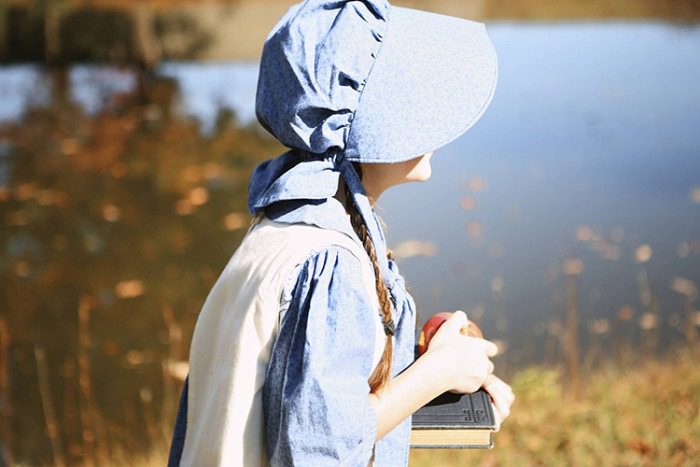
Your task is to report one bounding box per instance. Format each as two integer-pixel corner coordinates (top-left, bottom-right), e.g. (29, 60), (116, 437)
(483, 375), (513, 431)
(441, 310), (468, 334)
(491, 397), (505, 432)
(483, 339), (499, 358)
(487, 385), (510, 419)
(494, 391), (511, 419)
(485, 375), (515, 403)
(492, 406), (502, 432)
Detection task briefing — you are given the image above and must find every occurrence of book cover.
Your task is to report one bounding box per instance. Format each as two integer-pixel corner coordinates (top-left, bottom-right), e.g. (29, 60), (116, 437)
(410, 388), (496, 449)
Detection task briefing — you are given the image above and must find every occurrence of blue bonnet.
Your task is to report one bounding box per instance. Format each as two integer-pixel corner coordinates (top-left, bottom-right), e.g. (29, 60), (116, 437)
(248, 0), (498, 333)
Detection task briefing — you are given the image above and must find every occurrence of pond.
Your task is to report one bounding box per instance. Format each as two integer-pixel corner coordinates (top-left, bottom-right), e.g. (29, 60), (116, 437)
(1, 20), (699, 464)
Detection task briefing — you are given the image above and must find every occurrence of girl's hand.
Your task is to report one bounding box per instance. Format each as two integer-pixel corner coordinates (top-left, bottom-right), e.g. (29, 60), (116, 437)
(482, 374), (514, 432)
(423, 310), (498, 394)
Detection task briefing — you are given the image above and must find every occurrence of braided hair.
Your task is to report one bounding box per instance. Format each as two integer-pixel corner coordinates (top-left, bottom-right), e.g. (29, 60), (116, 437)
(252, 161), (396, 392)
(343, 162), (395, 393)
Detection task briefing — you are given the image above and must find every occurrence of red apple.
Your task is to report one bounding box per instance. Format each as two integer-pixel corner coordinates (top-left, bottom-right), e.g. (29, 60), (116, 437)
(417, 311), (484, 355)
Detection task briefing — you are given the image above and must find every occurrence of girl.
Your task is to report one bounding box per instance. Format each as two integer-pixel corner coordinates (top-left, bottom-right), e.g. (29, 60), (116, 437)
(168, 0), (514, 465)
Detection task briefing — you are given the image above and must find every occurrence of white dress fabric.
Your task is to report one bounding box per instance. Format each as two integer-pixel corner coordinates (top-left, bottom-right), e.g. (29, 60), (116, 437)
(178, 216), (384, 466)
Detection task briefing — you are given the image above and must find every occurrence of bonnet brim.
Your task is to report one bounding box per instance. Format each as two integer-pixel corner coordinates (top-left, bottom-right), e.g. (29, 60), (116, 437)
(345, 5), (498, 163)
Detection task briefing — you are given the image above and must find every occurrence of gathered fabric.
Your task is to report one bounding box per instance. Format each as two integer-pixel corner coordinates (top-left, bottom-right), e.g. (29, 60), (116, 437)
(243, 4), (421, 462)
(255, 0), (389, 156)
(252, 0), (406, 336)
(250, 0), (496, 337)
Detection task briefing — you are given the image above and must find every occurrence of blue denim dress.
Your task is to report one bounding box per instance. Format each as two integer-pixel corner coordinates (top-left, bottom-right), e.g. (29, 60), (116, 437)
(168, 199), (418, 466)
(168, 0), (497, 459)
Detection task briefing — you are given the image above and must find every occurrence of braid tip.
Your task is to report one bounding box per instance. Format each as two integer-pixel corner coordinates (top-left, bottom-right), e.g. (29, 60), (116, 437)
(382, 318), (395, 337)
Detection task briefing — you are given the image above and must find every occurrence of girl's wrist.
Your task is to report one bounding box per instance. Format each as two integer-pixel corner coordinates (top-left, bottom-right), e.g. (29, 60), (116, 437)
(415, 346), (454, 394)
(369, 347), (451, 440)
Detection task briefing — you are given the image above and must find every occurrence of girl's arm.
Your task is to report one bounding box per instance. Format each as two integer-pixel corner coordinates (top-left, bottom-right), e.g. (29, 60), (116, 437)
(264, 247), (388, 465)
(368, 311), (499, 440)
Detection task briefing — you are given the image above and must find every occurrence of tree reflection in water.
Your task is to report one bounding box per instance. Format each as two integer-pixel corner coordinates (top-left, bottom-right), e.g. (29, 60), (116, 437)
(0, 67), (283, 465)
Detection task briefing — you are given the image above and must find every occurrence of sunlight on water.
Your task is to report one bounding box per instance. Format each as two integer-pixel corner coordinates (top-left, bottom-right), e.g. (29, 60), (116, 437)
(1, 20), (699, 465)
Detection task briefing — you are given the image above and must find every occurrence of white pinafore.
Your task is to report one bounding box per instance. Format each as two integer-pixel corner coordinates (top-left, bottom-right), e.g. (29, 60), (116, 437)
(179, 215), (385, 466)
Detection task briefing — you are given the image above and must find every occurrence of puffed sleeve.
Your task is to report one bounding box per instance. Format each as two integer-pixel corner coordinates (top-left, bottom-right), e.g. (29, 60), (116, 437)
(263, 245), (379, 467)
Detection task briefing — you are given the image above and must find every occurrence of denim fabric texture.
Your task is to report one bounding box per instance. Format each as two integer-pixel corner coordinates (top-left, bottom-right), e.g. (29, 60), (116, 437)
(168, 0), (498, 463)
(168, 377), (188, 466)
(166, 210), (418, 466)
(251, 0), (497, 334)
(255, 0), (498, 164)
(263, 245), (414, 466)
(167, 214), (405, 466)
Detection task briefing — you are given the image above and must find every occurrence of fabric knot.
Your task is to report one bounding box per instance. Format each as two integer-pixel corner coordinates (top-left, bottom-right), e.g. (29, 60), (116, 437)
(247, 150), (343, 215)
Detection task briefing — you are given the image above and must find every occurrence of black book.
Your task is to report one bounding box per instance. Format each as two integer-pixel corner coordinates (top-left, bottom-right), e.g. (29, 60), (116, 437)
(410, 389), (496, 449)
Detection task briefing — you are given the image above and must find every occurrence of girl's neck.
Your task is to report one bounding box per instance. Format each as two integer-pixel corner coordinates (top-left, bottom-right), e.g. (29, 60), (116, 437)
(334, 178), (377, 212)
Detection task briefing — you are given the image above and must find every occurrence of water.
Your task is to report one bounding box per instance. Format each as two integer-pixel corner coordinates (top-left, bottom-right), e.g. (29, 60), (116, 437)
(381, 22), (700, 357)
(1, 21), (699, 462)
(2, 22), (699, 349)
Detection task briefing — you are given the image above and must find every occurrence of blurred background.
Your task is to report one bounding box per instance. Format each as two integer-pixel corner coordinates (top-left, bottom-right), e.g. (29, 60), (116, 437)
(0, 0), (699, 465)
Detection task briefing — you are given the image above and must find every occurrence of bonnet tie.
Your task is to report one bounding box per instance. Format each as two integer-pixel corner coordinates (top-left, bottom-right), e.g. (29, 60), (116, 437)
(248, 147), (400, 336)
(248, 0), (497, 339)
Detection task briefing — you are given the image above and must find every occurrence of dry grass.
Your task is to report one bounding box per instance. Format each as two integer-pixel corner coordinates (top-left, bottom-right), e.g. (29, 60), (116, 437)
(124, 347), (700, 466)
(410, 347), (700, 466)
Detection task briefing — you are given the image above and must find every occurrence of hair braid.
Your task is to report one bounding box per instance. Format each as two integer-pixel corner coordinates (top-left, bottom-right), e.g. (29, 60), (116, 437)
(343, 162), (394, 393)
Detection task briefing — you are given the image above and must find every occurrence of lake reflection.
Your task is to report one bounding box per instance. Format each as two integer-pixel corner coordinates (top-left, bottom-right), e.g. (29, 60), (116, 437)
(0, 23), (700, 360)
(383, 22), (700, 360)
(2, 21), (699, 364)
(1, 21), (699, 464)
(111, 23), (700, 356)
